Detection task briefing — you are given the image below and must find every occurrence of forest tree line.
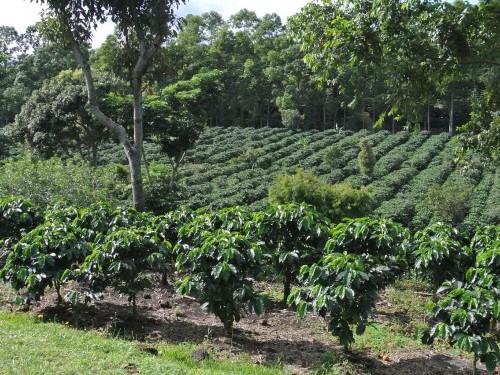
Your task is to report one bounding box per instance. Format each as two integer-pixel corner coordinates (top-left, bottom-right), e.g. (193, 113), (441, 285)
(0, 0), (498, 144)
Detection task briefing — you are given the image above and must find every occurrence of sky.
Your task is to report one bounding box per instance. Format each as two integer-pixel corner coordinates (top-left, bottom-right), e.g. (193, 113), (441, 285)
(0, 0), (311, 47)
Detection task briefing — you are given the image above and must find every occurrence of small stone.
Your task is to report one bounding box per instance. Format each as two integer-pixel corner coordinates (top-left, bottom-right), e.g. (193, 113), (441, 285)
(261, 320), (269, 326)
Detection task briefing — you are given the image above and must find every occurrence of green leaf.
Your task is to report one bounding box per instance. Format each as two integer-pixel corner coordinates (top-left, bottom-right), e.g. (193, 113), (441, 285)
(456, 333), (472, 352)
(356, 324), (366, 335)
(297, 300), (308, 318)
(483, 353), (499, 374)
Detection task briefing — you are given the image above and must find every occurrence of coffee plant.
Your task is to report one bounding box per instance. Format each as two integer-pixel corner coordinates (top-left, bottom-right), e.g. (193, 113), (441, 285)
(0, 197), (43, 267)
(413, 222), (473, 295)
(1, 221), (91, 304)
(82, 227), (169, 315)
(419, 268), (500, 374)
(289, 218), (409, 349)
(251, 203), (330, 303)
(176, 228), (268, 333)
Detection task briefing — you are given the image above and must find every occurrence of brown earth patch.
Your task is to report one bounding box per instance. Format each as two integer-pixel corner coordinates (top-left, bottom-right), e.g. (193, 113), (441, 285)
(1, 280), (496, 375)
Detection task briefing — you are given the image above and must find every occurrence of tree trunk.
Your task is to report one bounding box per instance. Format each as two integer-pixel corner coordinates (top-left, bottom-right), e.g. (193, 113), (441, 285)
(427, 103), (431, 131)
(170, 163), (178, 190)
(223, 317), (233, 335)
(391, 116), (395, 134)
(55, 282), (62, 305)
(169, 151), (186, 190)
(449, 93), (454, 134)
(132, 295), (137, 316)
(128, 147), (145, 211)
(142, 146), (151, 181)
(61, 7), (166, 212)
(343, 103), (347, 130)
(92, 142), (99, 166)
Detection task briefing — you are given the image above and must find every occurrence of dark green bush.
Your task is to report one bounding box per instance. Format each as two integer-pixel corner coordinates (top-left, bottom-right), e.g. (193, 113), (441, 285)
(268, 169), (375, 222)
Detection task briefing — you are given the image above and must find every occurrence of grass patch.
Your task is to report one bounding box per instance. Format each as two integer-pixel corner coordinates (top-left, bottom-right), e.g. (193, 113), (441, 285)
(352, 322), (422, 356)
(0, 312), (285, 375)
(311, 351), (359, 375)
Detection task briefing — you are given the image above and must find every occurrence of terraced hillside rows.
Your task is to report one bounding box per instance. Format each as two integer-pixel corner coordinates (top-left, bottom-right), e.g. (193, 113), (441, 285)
(101, 127), (499, 229)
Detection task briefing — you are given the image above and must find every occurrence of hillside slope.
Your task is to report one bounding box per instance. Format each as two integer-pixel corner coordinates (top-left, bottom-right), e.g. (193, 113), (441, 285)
(100, 127), (498, 229)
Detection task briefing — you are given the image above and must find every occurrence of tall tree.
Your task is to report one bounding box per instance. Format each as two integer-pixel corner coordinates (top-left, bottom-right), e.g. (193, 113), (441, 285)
(288, 0), (497, 133)
(33, 0), (185, 210)
(16, 69), (125, 165)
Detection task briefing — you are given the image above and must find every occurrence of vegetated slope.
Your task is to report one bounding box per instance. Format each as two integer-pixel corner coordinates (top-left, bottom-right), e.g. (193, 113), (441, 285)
(101, 127), (499, 229)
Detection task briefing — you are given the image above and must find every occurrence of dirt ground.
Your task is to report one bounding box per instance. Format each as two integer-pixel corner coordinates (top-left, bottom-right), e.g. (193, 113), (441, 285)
(2, 282), (497, 375)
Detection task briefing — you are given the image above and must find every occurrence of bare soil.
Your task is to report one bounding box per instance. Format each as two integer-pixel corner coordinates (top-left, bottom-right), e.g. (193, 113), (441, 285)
(1, 282), (497, 375)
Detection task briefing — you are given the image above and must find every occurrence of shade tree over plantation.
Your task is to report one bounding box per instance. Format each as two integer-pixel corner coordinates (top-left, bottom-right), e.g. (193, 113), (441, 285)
(31, 0), (186, 211)
(289, 0), (499, 160)
(15, 69), (125, 165)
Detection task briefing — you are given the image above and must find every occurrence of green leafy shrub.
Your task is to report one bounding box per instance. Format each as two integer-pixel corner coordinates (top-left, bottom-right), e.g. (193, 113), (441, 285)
(73, 203), (149, 243)
(251, 203), (330, 303)
(268, 169), (374, 222)
(231, 148), (265, 170)
(419, 268), (500, 374)
(144, 162), (186, 214)
(472, 225), (500, 277)
(0, 197), (43, 239)
(357, 138), (376, 176)
(176, 228), (268, 333)
(413, 222), (473, 294)
(0, 222), (91, 303)
(415, 176), (475, 226)
(0, 197), (43, 266)
(289, 218), (408, 349)
(146, 209), (195, 284)
(82, 227), (169, 315)
(0, 153), (127, 209)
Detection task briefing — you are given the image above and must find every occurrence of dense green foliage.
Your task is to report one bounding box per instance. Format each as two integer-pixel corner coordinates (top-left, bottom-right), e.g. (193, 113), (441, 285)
(357, 138), (376, 177)
(251, 203), (329, 303)
(176, 128), (494, 229)
(268, 169), (374, 222)
(0, 199), (499, 372)
(412, 222), (473, 294)
(0, 221), (91, 303)
(419, 225), (500, 374)
(1, 128), (496, 230)
(289, 0), (499, 160)
(0, 196), (42, 267)
(176, 228), (267, 333)
(1, 1), (498, 167)
(83, 227), (169, 315)
(289, 218), (409, 349)
(0, 153), (128, 209)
